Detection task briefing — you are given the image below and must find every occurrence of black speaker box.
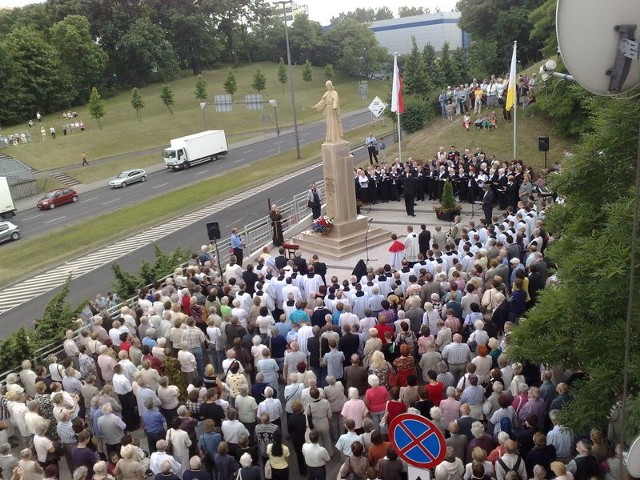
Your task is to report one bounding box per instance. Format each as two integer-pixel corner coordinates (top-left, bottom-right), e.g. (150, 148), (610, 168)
(206, 222), (221, 240)
(538, 136), (550, 152)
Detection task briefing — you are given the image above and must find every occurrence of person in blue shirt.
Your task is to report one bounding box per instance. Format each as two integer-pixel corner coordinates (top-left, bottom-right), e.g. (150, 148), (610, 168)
(230, 229), (245, 267)
(141, 399), (167, 453)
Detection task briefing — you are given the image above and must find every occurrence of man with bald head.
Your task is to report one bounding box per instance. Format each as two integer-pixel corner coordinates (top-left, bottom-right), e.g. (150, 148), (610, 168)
(495, 439), (527, 480)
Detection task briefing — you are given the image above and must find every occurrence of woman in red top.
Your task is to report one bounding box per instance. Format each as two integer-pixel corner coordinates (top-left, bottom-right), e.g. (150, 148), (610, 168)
(383, 387), (407, 435)
(425, 369), (445, 406)
(392, 344), (416, 387)
(374, 313), (394, 345)
(364, 374), (390, 432)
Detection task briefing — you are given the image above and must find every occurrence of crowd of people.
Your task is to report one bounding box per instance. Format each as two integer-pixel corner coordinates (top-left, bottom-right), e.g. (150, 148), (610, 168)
(438, 74), (537, 124)
(354, 146), (553, 222)
(0, 143), (623, 480)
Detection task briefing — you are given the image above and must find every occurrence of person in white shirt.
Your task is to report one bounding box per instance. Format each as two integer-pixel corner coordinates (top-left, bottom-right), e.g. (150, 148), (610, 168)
(149, 439), (181, 476)
(257, 387), (282, 427)
(221, 408), (249, 452)
(302, 430), (331, 477)
(177, 342), (198, 384)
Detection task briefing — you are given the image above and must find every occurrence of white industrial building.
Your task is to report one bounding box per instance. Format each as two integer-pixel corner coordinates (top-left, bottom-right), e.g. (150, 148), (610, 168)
(369, 12), (467, 56)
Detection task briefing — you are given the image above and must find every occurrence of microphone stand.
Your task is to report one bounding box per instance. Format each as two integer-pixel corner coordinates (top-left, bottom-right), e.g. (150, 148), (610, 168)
(364, 218), (377, 264)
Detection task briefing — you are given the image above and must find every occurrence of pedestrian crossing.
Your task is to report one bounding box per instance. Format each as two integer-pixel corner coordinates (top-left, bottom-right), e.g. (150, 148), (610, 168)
(0, 168), (313, 316)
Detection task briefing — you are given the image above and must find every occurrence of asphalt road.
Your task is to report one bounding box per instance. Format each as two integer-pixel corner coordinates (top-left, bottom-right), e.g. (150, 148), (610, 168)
(15, 111), (374, 238)
(0, 111), (384, 334)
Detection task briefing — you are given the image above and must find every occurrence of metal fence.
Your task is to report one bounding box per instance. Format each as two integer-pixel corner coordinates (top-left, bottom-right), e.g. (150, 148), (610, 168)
(0, 180), (325, 381)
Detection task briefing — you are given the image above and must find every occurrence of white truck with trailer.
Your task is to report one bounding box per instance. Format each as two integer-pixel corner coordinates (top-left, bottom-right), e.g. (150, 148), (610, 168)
(0, 176), (17, 219)
(163, 130), (228, 170)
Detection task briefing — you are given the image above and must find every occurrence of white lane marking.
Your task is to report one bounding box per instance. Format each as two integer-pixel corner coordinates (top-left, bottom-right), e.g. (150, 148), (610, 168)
(152, 183), (169, 189)
(83, 197), (98, 202)
(245, 148), (256, 153)
(225, 219), (242, 228)
(44, 216), (66, 224)
(21, 214), (43, 221)
(194, 169), (210, 176)
(102, 199), (119, 205)
(233, 158), (246, 164)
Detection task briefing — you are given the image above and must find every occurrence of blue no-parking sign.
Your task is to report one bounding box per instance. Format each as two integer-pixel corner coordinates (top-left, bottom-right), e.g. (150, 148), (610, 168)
(389, 413), (447, 469)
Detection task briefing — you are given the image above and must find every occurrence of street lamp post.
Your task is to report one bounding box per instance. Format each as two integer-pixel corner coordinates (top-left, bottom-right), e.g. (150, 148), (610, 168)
(275, 0), (301, 159)
(269, 99), (281, 154)
(199, 102), (207, 130)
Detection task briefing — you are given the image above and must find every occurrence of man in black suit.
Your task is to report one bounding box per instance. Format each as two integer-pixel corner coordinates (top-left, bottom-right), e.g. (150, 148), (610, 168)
(401, 168), (417, 216)
(292, 251), (308, 275)
(481, 184), (495, 224)
(505, 176), (519, 210)
(274, 247), (288, 270)
(311, 254), (327, 285)
(418, 224), (431, 257)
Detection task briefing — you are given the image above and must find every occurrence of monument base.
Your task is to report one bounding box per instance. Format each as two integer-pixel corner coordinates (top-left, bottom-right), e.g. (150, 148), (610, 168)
(295, 216), (390, 260)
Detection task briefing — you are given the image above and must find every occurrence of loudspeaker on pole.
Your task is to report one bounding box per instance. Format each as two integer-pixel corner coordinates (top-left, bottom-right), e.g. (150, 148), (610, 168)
(206, 222), (221, 241)
(538, 136), (550, 152)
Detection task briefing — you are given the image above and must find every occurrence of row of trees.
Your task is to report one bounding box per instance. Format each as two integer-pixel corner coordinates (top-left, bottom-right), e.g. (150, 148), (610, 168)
(0, 0), (390, 125)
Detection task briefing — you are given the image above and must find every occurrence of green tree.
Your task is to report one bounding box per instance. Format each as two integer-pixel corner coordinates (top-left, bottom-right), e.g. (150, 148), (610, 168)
(451, 47), (468, 85)
(0, 43), (28, 125)
(402, 37), (429, 98)
(395, 94), (432, 133)
(50, 15), (108, 104)
(324, 64), (334, 80)
(130, 87), (144, 121)
(509, 97), (640, 435)
(116, 17), (179, 85)
(33, 275), (83, 347)
(0, 327), (34, 374)
(146, 0), (222, 74)
(252, 67), (267, 92)
(289, 13), (324, 65)
(439, 42), (457, 87)
(398, 6), (426, 17)
(111, 262), (143, 300)
(467, 38), (500, 80)
(1, 26), (72, 119)
(533, 80), (592, 137)
(422, 44), (444, 93)
(223, 69), (237, 96)
(330, 7), (376, 25)
(529, 0), (559, 58)
(324, 20), (389, 77)
(374, 7), (394, 20)
(277, 58), (287, 95)
(88, 87), (105, 128)
(139, 244), (192, 285)
(160, 85), (174, 114)
(302, 60), (313, 82)
(457, 0), (544, 67)
(195, 74), (208, 101)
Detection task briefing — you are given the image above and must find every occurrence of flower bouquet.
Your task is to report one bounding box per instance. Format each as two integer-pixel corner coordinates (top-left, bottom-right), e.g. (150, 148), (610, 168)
(310, 215), (334, 235)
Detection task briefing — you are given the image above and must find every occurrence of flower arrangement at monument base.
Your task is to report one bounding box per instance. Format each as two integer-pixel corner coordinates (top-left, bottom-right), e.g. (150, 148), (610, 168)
(310, 215), (334, 235)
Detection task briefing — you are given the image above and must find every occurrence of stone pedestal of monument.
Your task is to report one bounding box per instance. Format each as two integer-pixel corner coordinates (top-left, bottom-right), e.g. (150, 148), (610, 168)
(295, 140), (389, 259)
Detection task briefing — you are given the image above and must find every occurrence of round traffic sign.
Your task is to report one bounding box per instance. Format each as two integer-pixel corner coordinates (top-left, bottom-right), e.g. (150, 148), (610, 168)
(388, 413), (447, 469)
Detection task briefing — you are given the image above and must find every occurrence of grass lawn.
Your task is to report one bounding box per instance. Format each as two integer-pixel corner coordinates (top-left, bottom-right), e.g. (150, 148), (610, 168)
(4, 63), (387, 172)
(68, 153), (160, 184)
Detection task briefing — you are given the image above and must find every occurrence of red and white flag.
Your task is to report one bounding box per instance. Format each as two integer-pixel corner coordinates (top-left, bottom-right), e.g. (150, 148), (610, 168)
(391, 55), (405, 114)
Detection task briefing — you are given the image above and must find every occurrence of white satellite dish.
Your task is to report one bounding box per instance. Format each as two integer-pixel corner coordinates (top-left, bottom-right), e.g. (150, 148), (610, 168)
(556, 0), (640, 95)
(626, 434), (640, 477)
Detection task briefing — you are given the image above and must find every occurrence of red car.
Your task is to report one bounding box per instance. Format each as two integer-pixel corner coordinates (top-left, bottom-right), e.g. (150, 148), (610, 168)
(37, 188), (78, 210)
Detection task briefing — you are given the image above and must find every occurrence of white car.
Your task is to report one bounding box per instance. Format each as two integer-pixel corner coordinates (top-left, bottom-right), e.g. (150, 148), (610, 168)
(0, 221), (20, 243)
(109, 169), (147, 188)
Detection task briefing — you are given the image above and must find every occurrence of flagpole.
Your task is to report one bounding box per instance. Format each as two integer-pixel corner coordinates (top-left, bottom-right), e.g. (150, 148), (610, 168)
(397, 111), (402, 163)
(394, 52), (402, 163)
(512, 41), (517, 160)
